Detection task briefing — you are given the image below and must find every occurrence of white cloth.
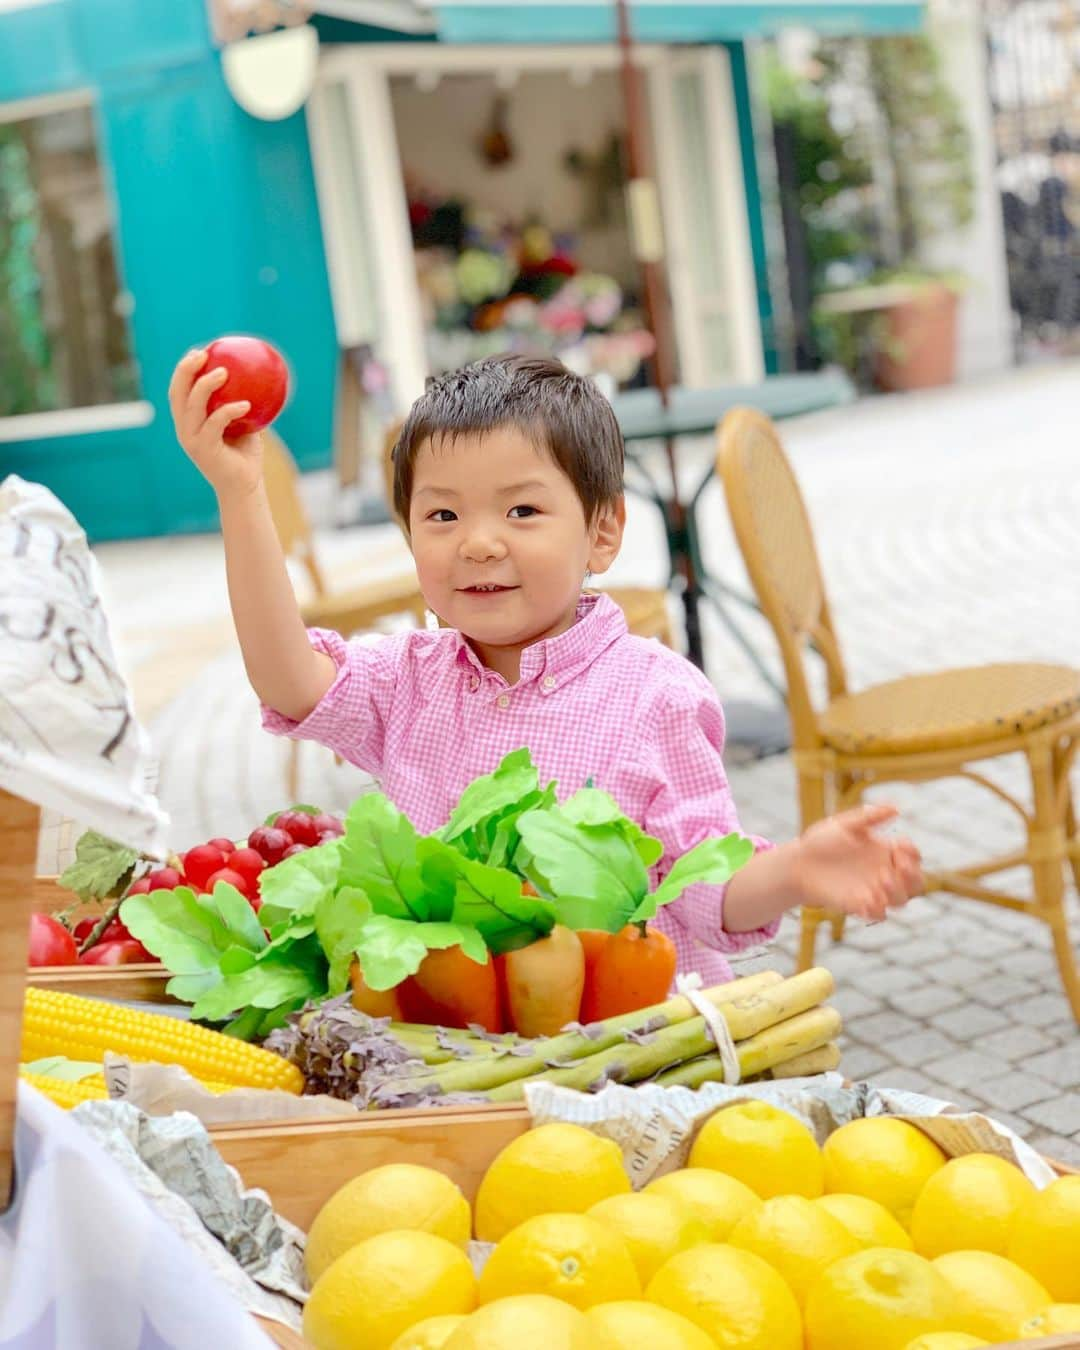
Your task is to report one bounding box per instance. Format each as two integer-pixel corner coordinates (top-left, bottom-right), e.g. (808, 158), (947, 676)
(0, 1085), (275, 1349)
(0, 476), (167, 855)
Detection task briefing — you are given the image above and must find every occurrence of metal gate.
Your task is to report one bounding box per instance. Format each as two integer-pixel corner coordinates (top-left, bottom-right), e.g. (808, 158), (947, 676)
(985, 0), (1080, 357)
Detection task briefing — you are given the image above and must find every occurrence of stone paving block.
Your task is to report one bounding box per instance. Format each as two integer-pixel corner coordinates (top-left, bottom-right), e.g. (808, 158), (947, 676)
(1025, 1131), (1080, 1168)
(856, 966), (928, 1000)
(976, 1024), (1056, 1063)
(1025, 1042), (1080, 1090)
(876, 937), (954, 969)
(1020, 1096), (1080, 1139)
(1008, 948), (1064, 979)
(972, 1072), (1060, 1114)
(1013, 994), (1075, 1029)
(924, 1048), (1005, 1092)
(883, 1029), (958, 1069)
(930, 1004), (1010, 1040)
(840, 1044), (892, 1082)
(970, 975), (1040, 1009)
(851, 1010), (924, 1045)
(871, 1067), (944, 1095)
(830, 988), (884, 1021)
(888, 983), (966, 1019)
(927, 955), (996, 988)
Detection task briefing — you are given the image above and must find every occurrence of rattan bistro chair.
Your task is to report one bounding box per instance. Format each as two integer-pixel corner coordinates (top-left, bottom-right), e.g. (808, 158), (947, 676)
(717, 407), (1080, 1022)
(382, 420), (676, 647)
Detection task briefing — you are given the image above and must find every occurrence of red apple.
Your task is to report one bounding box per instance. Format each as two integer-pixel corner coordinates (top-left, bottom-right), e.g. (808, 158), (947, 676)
(204, 336), (288, 440)
(28, 913), (79, 967)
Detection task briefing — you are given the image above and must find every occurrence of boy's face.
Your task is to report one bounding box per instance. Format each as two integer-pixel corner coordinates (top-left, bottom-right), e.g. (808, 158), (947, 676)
(408, 425), (624, 670)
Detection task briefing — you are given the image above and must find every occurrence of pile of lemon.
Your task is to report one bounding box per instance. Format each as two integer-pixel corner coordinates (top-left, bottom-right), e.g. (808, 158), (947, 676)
(300, 1105), (1080, 1350)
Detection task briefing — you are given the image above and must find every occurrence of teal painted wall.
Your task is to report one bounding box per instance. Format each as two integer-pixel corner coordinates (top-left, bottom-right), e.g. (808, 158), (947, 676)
(0, 0), (338, 540)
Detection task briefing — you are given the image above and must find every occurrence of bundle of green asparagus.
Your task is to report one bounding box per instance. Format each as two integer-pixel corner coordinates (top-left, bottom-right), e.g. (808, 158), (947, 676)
(266, 967), (842, 1109)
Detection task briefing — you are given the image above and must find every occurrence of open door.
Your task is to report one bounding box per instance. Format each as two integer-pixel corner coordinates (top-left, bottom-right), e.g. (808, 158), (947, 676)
(649, 47), (764, 387)
(307, 54), (428, 414)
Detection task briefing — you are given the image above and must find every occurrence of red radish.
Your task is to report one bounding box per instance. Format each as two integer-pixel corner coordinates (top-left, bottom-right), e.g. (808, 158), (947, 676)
(247, 826), (291, 865)
(311, 813), (344, 838)
(207, 836), (236, 855)
(80, 939), (153, 965)
(227, 847), (266, 887)
(204, 336), (288, 440)
(182, 844), (228, 890)
(126, 876), (153, 896)
(282, 843), (309, 859)
(148, 867), (183, 891)
(28, 913), (78, 967)
(275, 810), (319, 847)
(204, 867), (252, 896)
(73, 917), (130, 945)
(249, 894), (263, 915)
(317, 831), (342, 845)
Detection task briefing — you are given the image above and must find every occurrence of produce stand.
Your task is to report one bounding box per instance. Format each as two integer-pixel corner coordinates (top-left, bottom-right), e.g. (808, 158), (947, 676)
(6, 797), (1080, 1350)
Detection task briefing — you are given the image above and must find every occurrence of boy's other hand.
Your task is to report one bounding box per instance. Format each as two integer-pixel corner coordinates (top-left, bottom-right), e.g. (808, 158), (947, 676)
(795, 802), (923, 922)
(169, 349), (263, 499)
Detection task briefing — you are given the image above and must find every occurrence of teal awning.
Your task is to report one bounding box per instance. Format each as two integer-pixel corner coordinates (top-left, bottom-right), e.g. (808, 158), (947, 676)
(429, 0), (924, 42)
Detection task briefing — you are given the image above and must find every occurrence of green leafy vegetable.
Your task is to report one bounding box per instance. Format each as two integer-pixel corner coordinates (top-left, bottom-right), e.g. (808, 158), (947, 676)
(354, 915), (489, 991)
(441, 747), (538, 844)
(339, 795), (447, 921)
(633, 834), (755, 922)
(59, 832), (139, 903)
(190, 942), (327, 1022)
(451, 857), (557, 953)
(258, 842), (342, 929)
(516, 809), (650, 929)
(315, 887), (374, 995)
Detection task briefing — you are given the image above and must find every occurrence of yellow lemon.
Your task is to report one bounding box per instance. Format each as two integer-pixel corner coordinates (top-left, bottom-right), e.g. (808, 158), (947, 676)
(646, 1243), (803, 1350)
(823, 1119), (946, 1228)
(1008, 1175), (1080, 1301)
(815, 1194), (914, 1251)
(303, 1230), (476, 1350)
(689, 1101), (824, 1199)
(910, 1153), (1036, 1258)
(586, 1300), (718, 1350)
(305, 1163), (471, 1282)
(901, 1336), (988, 1349)
(587, 1192), (708, 1285)
(444, 1295), (593, 1350)
(728, 1194), (863, 1306)
(645, 1167), (762, 1240)
(475, 1124), (631, 1243)
(478, 1212), (640, 1310)
(804, 1248), (958, 1350)
(1018, 1303), (1080, 1338)
(389, 1315), (470, 1350)
(932, 1251), (1050, 1342)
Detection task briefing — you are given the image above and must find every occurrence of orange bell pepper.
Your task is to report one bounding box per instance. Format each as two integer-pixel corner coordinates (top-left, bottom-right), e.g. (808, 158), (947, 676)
(502, 924), (584, 1036)
(587, 922), (677, 1018)
(576, 929), (613, 1023)
(398, 945), (504, 1033)
(348, 959), (404, 1019)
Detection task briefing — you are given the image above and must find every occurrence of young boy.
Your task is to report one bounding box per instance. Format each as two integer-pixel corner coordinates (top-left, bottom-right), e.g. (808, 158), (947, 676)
(170, 351), (921, 984)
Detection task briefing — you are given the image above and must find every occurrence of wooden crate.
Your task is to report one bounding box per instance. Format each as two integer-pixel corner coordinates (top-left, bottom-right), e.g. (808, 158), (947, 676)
(6, 809), (1078, 1350)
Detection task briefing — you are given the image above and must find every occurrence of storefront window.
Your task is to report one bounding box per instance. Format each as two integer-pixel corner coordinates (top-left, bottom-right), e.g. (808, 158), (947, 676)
(0, 99), (140, 419)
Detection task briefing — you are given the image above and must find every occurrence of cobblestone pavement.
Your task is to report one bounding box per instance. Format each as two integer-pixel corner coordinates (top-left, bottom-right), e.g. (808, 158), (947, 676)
(83, 359), (1080, 1163)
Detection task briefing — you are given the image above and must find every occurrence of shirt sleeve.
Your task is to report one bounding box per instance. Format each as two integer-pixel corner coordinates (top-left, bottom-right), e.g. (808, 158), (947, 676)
(639, 676), (778, 955)
(259, 627), (404, 778)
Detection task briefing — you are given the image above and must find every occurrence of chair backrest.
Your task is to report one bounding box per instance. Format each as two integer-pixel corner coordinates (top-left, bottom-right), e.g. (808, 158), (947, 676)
(716, 408), (848, 747)
(261, 430), (327, 598)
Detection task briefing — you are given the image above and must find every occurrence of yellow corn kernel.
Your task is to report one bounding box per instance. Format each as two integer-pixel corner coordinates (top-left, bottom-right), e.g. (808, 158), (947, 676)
(21, 987), (304, 1094)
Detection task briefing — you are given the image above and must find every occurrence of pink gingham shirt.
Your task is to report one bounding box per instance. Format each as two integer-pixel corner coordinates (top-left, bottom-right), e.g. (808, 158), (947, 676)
(262, 593), (777, 984)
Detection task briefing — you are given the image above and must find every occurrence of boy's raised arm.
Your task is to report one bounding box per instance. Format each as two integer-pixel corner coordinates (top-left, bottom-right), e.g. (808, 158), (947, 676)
(169, 349), (336, 722)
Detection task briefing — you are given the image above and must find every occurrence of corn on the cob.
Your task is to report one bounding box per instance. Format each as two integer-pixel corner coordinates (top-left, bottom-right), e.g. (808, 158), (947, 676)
(22, 988), (304, 1094)
(20, 1069), (241, 1110)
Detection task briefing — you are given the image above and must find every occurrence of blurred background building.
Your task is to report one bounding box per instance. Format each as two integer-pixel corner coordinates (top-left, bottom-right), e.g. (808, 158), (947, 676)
(0, 0), (1076, 539)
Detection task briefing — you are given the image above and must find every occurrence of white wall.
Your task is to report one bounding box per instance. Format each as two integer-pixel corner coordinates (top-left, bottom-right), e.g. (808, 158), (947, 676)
(389, 68), (639, 287)
(926, 0), (1015, 376)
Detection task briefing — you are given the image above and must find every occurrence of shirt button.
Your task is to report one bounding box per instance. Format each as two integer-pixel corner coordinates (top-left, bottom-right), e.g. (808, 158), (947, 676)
(542, 675), (556, 691)
(496, 694), (510, 709)
(468, 676), (480, 692)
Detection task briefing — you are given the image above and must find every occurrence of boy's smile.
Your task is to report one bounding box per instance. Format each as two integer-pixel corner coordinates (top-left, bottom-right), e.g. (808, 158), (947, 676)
(408, 425), (624, 684)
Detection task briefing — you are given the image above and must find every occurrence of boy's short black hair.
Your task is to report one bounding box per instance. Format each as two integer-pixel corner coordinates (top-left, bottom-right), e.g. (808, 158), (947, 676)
(392, 354), (625, 525)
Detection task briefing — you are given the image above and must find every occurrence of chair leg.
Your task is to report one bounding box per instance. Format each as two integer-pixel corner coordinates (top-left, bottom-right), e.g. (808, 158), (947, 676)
(1028, 741), (1080, 1025)
(1064, 781), (1080, 896)
(828, 772), (863, 944)
(796, 769), (830, 972)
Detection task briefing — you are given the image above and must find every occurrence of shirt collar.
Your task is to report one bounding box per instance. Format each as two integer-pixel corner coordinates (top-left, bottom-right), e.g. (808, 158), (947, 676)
(455, 592), (628, 686)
